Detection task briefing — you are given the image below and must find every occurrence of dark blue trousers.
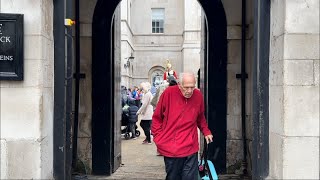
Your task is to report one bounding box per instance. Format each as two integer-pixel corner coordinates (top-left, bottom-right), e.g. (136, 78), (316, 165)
(164, 153), (198, 180)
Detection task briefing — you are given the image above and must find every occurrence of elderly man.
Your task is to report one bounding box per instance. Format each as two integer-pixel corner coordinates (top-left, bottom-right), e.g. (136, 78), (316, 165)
(151, 72), (213, 180)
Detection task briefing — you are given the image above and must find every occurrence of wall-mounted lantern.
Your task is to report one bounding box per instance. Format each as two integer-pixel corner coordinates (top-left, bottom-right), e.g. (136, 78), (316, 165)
(124, 55), (134, 69)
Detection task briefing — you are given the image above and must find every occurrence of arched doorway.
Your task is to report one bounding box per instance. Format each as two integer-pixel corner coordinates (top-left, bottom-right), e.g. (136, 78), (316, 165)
(200, 0), (228, 173)
(148, 66), (165, 88)
(91, 0), (228, 175)
(91, 0), (122, 175)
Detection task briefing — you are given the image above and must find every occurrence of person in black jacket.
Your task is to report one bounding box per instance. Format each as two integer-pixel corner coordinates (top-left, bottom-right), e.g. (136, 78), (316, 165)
(127, 100), (139, 139)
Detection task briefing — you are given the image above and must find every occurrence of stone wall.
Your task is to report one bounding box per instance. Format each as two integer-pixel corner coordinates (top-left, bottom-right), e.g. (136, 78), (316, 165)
(0, 0), (54, 179)
(77, 0), (97, 173)
(269, 0), (319, 179)
(222, 0), (254, 174)
(121, 0), (134, 88)
(182, 0), (201, 74)
(130, 0), (184, 35)
(122, 0), (199, 88)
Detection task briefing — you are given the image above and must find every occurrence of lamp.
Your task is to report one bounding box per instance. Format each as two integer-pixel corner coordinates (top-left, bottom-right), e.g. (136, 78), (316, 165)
(124, 54), (134, 69)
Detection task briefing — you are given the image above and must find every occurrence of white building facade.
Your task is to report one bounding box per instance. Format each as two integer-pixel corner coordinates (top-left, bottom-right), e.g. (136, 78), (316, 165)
(120, 0), (202, 88)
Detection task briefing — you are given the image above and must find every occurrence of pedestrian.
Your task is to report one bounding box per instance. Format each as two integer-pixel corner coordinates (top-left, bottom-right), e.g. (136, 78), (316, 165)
(135, 88), (142, 107)
(127, 100), (139, 139)
(151, 72), (213, 180)
(151, 75), (178, 156)
(151, 75), (177, 108)
(121, 86), (127, 107)
(126, 88), (135, 102)
(137, 82), (154, 144)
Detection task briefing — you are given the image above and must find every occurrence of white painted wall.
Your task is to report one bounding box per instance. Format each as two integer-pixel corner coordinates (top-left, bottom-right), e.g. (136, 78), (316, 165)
(0, 0), (54, 179)
(269, 0), (319, 179)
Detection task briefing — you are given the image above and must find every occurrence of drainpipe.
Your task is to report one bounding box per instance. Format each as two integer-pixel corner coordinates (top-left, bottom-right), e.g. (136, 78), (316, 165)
(72, 0), (81, 169)
(236, 0), (248, 175)
(241, 0), (248, 175)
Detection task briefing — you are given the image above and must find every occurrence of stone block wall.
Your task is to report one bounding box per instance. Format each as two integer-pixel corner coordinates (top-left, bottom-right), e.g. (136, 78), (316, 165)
(182, 0), (201, 74)
(0, 0), (54, 179)
(77, 0), (97, 173)
(269, 0), (319, 179)
(121, 0), (135, 87)
(222, 0), (254, 174)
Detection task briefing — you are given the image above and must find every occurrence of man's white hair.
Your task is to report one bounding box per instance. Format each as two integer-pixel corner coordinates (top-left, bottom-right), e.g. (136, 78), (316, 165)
(179, 72), (196, 85)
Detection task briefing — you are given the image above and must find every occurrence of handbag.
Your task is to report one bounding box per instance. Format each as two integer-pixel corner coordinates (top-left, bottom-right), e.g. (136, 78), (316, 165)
(198, 139), (218, 180)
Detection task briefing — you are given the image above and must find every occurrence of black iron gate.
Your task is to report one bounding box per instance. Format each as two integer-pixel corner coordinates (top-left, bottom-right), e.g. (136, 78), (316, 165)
(91, 0), (122, 175)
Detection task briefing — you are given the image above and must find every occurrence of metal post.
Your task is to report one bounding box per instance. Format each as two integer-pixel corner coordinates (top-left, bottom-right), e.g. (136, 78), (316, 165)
(252, 0), (270, 178)
(235, 0), (249, 175)
(53, 0), (66, 179)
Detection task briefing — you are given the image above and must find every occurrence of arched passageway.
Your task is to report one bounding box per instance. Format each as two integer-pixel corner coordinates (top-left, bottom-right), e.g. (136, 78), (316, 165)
(91, 0), (228, 175)
(200, 0), (228, 173)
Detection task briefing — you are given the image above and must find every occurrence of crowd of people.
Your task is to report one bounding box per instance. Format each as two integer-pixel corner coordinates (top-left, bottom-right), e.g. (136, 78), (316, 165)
(121, 76), (178, 142)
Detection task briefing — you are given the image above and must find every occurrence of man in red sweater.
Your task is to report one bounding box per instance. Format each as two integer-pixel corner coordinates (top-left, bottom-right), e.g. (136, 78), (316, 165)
(151, 72), (213, 180)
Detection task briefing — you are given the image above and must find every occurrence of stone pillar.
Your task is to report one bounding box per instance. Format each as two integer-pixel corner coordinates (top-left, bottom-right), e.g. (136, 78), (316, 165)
(121, 0), (135, 88)
(182, 0), (201, 74)
(0, 0), (54, 179)
(269, 0), (319, 179)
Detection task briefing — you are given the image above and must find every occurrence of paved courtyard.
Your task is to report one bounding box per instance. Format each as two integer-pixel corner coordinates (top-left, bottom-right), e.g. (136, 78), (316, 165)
(75, 119), (249, 180)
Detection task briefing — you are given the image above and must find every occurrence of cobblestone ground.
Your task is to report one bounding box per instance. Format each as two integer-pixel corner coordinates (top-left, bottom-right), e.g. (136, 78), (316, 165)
(74, 119), (250, 180)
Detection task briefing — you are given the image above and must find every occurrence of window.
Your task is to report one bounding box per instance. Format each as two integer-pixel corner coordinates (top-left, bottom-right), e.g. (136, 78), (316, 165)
(152, 8), (164, 33)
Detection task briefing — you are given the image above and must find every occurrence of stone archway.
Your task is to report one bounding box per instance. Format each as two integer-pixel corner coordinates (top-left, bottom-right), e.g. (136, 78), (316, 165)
(148, 66), (165, 87)
(89, 0), (270, 178)
(91, 0), (229, 175)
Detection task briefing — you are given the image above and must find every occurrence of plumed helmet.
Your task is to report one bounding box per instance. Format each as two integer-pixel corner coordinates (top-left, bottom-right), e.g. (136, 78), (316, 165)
(166, 59), (172, 69)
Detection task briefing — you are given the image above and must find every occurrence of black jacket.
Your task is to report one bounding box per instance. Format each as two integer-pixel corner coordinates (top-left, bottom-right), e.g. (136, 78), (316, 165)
(128, 105), (138, 123)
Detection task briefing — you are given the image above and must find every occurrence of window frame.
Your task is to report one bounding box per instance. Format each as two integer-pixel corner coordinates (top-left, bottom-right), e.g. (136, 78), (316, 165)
(151, 8), (164, 34)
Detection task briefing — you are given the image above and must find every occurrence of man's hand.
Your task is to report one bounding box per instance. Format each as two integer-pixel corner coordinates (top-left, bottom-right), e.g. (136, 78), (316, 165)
(205, 134), (213, 144)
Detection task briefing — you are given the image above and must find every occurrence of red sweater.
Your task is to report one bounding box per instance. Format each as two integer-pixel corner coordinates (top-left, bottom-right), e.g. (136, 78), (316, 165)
(151, 85), (212, 157)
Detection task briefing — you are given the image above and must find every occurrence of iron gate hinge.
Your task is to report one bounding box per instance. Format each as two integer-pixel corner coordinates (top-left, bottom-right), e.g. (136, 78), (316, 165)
(236, 73), (248, 79)
(73, 73), (86, 79)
